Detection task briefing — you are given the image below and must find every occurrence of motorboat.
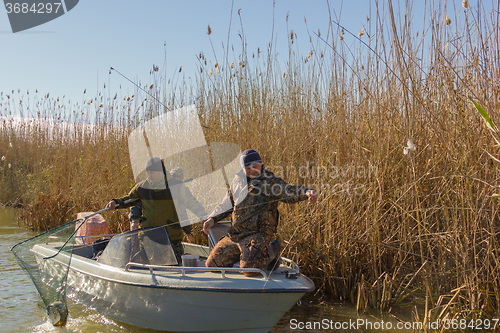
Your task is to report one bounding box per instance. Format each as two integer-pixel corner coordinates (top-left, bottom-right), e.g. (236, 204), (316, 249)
(30, 224), (315, 333)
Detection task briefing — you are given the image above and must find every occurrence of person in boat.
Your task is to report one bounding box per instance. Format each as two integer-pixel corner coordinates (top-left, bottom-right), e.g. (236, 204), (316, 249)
(127, 166), (187, 232)
(202, 149), (318, 276)
(105, 157), (207, 259)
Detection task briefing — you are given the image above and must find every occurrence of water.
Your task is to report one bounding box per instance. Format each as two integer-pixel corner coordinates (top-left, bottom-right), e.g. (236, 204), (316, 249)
(0, 208), (43, 332)
(0, 209), (414, 333)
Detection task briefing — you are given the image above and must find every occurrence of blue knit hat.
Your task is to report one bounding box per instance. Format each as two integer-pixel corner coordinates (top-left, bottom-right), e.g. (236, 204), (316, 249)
(240, 149), (262, 167)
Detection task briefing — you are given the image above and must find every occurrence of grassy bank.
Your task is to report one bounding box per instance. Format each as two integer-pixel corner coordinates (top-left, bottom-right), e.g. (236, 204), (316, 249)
(2, 0), (499, 327)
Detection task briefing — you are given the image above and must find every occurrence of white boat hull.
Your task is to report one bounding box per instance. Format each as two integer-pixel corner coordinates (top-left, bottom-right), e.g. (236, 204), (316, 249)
(32, 243), (314, 332)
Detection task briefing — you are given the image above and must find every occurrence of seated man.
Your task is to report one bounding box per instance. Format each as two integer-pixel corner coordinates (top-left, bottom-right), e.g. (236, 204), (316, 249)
(106, 157), (207, 260)
(203, 149), (318, 276)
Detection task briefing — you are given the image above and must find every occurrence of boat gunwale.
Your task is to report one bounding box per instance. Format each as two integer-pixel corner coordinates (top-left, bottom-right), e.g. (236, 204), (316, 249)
(123, 255), (300, 277)
(31, 244), (315, 294)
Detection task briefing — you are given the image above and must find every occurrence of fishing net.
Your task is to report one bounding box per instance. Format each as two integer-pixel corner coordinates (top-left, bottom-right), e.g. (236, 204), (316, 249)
(10, 214), (178, 328)
(10, 218), (80, 327)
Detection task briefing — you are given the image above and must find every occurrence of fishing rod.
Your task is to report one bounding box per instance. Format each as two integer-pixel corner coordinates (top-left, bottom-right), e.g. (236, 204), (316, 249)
(109, 67), (171, 112)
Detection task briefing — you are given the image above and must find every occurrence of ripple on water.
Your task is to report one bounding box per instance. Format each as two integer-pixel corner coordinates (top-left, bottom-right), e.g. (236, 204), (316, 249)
(27, 305), (154, 333)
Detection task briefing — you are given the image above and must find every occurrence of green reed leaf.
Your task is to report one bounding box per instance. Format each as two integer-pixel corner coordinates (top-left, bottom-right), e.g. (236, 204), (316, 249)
(469, 96), (496, 132)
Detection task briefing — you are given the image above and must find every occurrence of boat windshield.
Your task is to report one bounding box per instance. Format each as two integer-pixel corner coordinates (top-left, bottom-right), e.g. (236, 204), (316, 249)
(97, 225), (179, 268)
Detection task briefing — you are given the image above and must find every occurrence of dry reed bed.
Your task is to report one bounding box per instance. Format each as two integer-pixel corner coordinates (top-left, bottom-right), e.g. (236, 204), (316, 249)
(1, 0), (499, 326)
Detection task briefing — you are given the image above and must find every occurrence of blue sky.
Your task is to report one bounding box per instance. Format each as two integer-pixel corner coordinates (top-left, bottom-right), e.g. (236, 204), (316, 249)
(0, 0), (481, 111)
(0, 1), (385, 106)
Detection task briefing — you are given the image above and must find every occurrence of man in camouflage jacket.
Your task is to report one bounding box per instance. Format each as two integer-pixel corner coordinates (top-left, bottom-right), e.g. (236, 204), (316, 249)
(203, 149), (317, 276)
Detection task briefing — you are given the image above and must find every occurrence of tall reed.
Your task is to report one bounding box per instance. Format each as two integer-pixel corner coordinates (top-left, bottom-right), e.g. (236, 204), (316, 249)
(195, 0), (500, 323)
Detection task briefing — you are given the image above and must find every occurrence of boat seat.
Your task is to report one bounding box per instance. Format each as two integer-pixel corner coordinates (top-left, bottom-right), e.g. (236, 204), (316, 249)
(208, 221), (231, 251)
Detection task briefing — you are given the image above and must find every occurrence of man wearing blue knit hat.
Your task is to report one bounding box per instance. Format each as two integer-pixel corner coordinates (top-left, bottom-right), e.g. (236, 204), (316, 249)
(203, 149), (318, 276)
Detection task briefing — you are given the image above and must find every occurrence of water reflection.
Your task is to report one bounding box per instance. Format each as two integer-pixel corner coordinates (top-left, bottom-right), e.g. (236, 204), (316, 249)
(272, 301), (415, 332)
(0, 208), (43, 332)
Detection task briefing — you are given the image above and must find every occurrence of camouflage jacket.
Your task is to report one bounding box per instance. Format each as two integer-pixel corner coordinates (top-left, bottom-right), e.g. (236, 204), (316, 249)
(208, 167), (310, 241)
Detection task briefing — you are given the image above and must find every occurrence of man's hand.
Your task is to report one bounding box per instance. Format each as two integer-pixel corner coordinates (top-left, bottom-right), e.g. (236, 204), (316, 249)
(105, 200), (116, 210)
(130, 221), (139, 231)
(203, 218), (215, 235)
(306, 190), (318, 204)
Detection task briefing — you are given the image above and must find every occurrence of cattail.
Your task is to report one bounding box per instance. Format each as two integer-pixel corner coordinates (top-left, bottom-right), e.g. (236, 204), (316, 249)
(209, 68), (213, 76)
(87, 100), (92, 105)
(445, 15), (451, 25)
(358, 28), (365, 37)
(308, 51), (313, 58)
(1, 156), (5, 161)
(340, 35), (344, 41)
(462, 0), (469, 8)
(214, 62), (218, 68)
(207, 24), (212, 35)
(149, 84), (154, 89)
(283, 72), (286, 78)
(230, 62), (234, 69)
(216, 68), (220, 75)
